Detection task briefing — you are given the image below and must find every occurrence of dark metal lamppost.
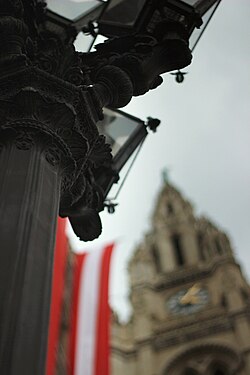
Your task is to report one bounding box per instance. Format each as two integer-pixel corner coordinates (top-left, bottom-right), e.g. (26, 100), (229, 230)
(0, 0), (220, 374)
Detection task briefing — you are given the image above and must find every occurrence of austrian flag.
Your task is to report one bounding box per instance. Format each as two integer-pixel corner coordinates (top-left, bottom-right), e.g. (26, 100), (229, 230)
(68, 243), (115, 375)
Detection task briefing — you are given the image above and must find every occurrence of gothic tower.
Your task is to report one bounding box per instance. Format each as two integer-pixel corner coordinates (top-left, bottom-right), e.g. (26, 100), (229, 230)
(111, 182), (250, 375)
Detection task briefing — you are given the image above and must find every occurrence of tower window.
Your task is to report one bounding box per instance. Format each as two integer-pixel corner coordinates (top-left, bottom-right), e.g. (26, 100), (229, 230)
(215, 238), (224, 255)
(214, 369), (226, 375)
(211, 362), (228, 375)
(221, 293), (228, 309)
(197, 233), (206, 261)
(172, 234), (185, 266)
(184, 370), (198, 375)
(151, 244), (162, 273)
(166, 202), (174, 215)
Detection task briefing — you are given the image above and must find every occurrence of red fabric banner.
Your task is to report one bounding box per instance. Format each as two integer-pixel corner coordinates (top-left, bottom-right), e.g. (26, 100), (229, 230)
(94, 244), (114, 375)
(46, 218), (68, 375)
(68, 253), (87, 375)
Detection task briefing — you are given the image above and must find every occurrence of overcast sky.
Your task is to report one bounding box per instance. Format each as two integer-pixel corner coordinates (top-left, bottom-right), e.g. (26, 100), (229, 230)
(65, 0), (250, 321)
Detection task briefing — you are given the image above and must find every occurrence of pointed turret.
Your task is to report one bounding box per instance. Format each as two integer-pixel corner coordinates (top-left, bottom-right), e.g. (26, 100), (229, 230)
(130, 180), (236, 278)
(111, 179), (250, 375)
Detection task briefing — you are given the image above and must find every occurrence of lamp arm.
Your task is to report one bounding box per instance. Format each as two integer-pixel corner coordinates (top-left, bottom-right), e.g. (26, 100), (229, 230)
(80, 27), (192, 101)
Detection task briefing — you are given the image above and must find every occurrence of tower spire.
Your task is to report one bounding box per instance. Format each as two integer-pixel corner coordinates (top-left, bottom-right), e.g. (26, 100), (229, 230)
(162, 167), (171, 184)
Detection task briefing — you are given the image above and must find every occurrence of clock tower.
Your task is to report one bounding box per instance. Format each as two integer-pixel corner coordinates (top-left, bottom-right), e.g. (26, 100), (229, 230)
(111, 182), (250, 375)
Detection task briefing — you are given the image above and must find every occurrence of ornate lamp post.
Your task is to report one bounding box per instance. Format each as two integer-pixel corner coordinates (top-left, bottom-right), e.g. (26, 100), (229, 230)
(0, 0), (220, 374)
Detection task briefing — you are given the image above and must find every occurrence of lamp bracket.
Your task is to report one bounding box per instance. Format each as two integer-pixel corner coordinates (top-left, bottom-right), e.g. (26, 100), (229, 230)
(81, 30), (192, 100)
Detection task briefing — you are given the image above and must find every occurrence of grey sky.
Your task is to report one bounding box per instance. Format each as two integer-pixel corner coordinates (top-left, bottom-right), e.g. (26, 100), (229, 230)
(67, 0), (250, 321)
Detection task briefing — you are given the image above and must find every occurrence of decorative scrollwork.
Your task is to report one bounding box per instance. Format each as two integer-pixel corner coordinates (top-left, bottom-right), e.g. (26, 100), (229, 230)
(89, 135), (112, 168)
(56, 128), (73, 140)
(0, 81), (107, 240)
(35, 35), (87, 86)
(15, 130), (34, 150)
(44, 145), (61, 166)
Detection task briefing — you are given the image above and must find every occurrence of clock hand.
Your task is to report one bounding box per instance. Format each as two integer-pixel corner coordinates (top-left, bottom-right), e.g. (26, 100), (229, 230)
(187, 284), (201, 295)
(180, 294), (201, 305)
(179, 284), (201, 305)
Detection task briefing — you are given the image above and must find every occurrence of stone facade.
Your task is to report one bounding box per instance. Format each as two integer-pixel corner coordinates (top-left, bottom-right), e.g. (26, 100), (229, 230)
(111, 182), (250, 375)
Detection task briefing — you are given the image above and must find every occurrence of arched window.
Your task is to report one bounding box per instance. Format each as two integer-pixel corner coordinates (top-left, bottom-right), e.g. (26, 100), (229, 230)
(151, 244), (162, 273)
(164, 344), (240, 375)
(197, 233), (206, 261)
(172, 234), (185, 266)
(221, 293), (228, 309)
(214, 370), (225, 375)
(215, 238), (224, 255)
(184, 369), (198, 375)
(210, 361), (229, 375)
(166, 201), (174, 215)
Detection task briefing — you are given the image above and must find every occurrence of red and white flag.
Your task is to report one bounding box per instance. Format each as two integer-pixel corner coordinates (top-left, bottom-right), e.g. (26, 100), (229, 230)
(68, 243), (115, 375)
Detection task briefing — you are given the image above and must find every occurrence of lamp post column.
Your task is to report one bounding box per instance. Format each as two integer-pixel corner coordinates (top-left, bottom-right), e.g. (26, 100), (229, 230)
(0, 77), (113, 375)
(0, 70), (113, 375)
(0, 130), (62, 375)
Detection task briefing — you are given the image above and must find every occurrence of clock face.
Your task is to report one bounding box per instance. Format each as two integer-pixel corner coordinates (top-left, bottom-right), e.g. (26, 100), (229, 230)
(167, 285), (209, 315)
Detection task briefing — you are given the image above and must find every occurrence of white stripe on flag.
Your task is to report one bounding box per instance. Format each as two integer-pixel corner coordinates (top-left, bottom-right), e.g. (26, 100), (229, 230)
(74, 248), (103, 375)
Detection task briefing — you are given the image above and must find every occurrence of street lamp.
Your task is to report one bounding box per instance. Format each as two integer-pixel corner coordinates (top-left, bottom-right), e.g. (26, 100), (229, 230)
(66, 105), (160, 235)
(0, 1), (220, 374)
(98, 0), (220, 38)
(94, 108), (160, 199)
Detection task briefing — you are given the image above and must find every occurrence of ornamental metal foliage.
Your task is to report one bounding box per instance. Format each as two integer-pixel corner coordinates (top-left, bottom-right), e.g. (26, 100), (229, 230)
(0, 0), (192, 242)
